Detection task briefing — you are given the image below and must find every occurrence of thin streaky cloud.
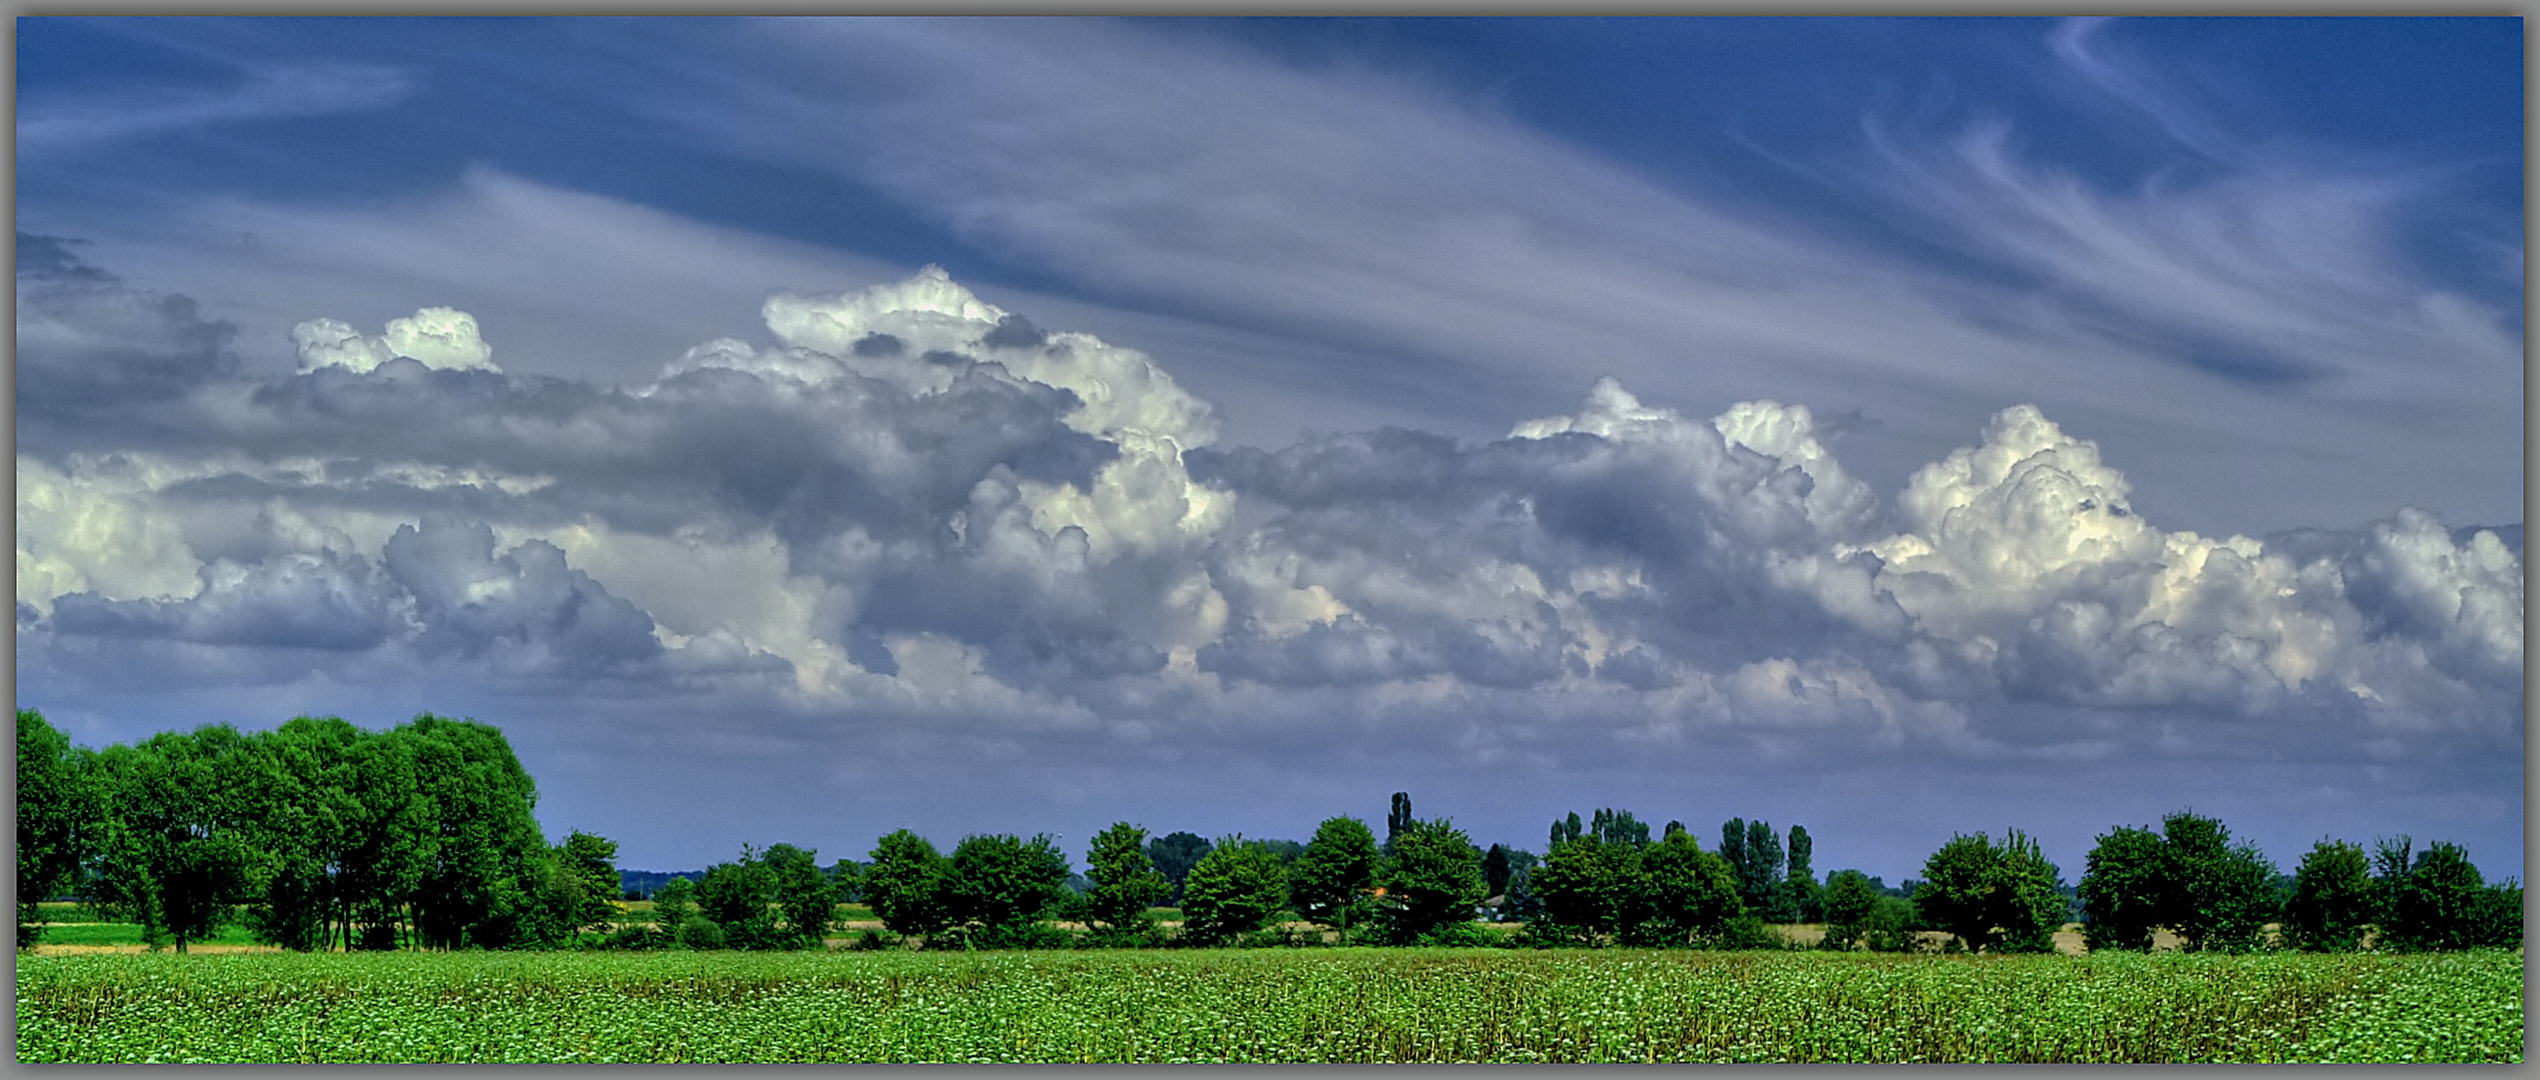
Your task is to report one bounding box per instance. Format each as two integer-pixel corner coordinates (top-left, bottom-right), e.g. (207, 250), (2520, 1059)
(18, 62), (416, 153)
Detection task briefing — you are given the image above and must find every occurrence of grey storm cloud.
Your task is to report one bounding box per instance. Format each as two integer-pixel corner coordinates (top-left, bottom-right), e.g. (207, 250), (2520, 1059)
(16, 233), (239, 419)
(13, 248), (2523, 774)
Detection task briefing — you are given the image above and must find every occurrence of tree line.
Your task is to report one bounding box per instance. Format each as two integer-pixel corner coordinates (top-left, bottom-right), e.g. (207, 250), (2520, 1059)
(17, 711), (2521, 955)
(16, 710), (615, 951)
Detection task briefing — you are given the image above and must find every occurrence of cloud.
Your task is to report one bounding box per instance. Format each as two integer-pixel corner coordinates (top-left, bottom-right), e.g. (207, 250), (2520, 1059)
(17, 61), (414, 154)
(16, 455), (206, 617)
(15, 233), (240, 415)
(50, 551), (407, 652)
(13, 248), (2521, 789)
(549, 17), (2518, 542)
(294, 308), (497, 373)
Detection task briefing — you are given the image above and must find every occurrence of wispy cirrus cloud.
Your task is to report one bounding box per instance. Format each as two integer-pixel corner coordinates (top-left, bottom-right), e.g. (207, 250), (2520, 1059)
(590, 16), (2518, 537)
(14, 17), (2519, 876)
(18, 61), (415, 154)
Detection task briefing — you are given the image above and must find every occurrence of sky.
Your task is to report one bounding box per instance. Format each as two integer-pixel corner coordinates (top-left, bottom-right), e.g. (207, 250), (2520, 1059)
(14, 16), (2525, 884)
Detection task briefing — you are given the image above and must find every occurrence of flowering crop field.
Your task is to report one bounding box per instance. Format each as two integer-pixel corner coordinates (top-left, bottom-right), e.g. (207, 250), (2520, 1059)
(16, 947), (2521, 1063)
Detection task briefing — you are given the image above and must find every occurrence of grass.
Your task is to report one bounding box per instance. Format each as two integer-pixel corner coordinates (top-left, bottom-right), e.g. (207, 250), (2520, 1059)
(23, 923), (266, 948)
(15, 947), (2520, 1063)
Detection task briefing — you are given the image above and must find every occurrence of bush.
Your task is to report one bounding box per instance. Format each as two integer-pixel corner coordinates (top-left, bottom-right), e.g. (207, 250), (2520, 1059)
(960, 920), (1079, 951)
(1707, 915), (1788, 951)
(1409, 921), (1495, 948)
(675, 915), (725, 950)
(1861, 896), (1923, 953)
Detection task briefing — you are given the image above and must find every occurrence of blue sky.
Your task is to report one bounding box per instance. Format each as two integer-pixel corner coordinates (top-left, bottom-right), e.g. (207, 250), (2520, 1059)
(15, 16), (2524, 883)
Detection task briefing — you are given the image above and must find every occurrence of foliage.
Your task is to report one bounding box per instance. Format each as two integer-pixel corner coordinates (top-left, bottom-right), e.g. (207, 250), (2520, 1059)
(1913, 830), (2066, 953)
(694, 848), (783, 949)
(2283, 839), (2374, 952)
(1818, 870), (1881, 950)
(2077, 825), (2167, 951)
(399, 715), (551, 950)
(945, 834), (1069, 948)
(2466, 881), (2522, 952)
(559, 832), (623, 936)
(1549, 812), (1584, 848)
(863, 830), (953, 940)
(1784, 825), (1820, 923)
(1586, 809), (1650, 849)
(1495, 848), (1543, 923)
(86, 727), (266, 952)
(1532, 835), (1643, 944)
(1637, 832), (1744, 945)
(768, 844), (839, 948)
(2378, 841), (2515, 953)
(1082, 822), (1170, 942)
(18, 950), (2523, 1063)
(1482, 844), (1511, 899)
(1146, 832), (1213, 906)
(2156, 813), (2281, 952)
(1719, 819), (1794, 922)
(1287, 817), (1380, 937)
(17, 710), (98, 948)
(1378, 818), (1486, 945)
(1859, 896), (1923, 954)
(649, 878), (698, 937)
(1385, 793), (1414, 850)
(1179, 836), (1290, 945)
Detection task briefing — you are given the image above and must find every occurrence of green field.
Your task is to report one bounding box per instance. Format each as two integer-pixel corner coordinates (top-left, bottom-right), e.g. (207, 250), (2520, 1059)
(16, 948), (2520, 1063)
(21, 922), (265, 948)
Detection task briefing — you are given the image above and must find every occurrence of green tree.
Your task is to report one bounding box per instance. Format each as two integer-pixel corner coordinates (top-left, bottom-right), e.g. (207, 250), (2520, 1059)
(1720, 819), (1791, 921)
(946, 833), (1069, 947)
(766, 843), (838, 949)
(1819, 869), (1882, 950)
(863, 830), (953, 940)
(518, 846), (590, 948)
(1532, 834), (1642, 944)
(396, 715), (548, 950)
(1861, 895), (1922, 952)
(651, 876), (715, 947)
(1498, 848), (1544, 922)
(2381, 841), (2495, 952)
(1288, 816), (1381, 938)
(1179, 836), (1290, 945)
(2469, 879), (2523, 950)
(88, 727), (267, 952)
(2078, 812), (2278, 953)
(2160, 812), (2279, 952)
(1784, 825), (1820, 923)
(1588, 808), (1650, 849)
(1549, 812), (1583, 848)
(2078, 825), (2167, 951)
(559, 831), (623, 936)
(1146, 831), (1213, 905)
(2283, 838), (2375, 952)
(1482, 844), (1512, 899)
(1380, 818), (1486, 944)
(1083, 822), (1170, 941)
(1914, 829), (2066, 953)
(17, 710), (98, 949)
(1636, 830), (1744, 945)
(695, 846), (782, 949)
(825, 860), (865, 904)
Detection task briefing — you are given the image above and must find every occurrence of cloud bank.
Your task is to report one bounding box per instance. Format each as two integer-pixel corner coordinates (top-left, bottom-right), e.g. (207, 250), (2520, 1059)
(19, 243), (2520, 789)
